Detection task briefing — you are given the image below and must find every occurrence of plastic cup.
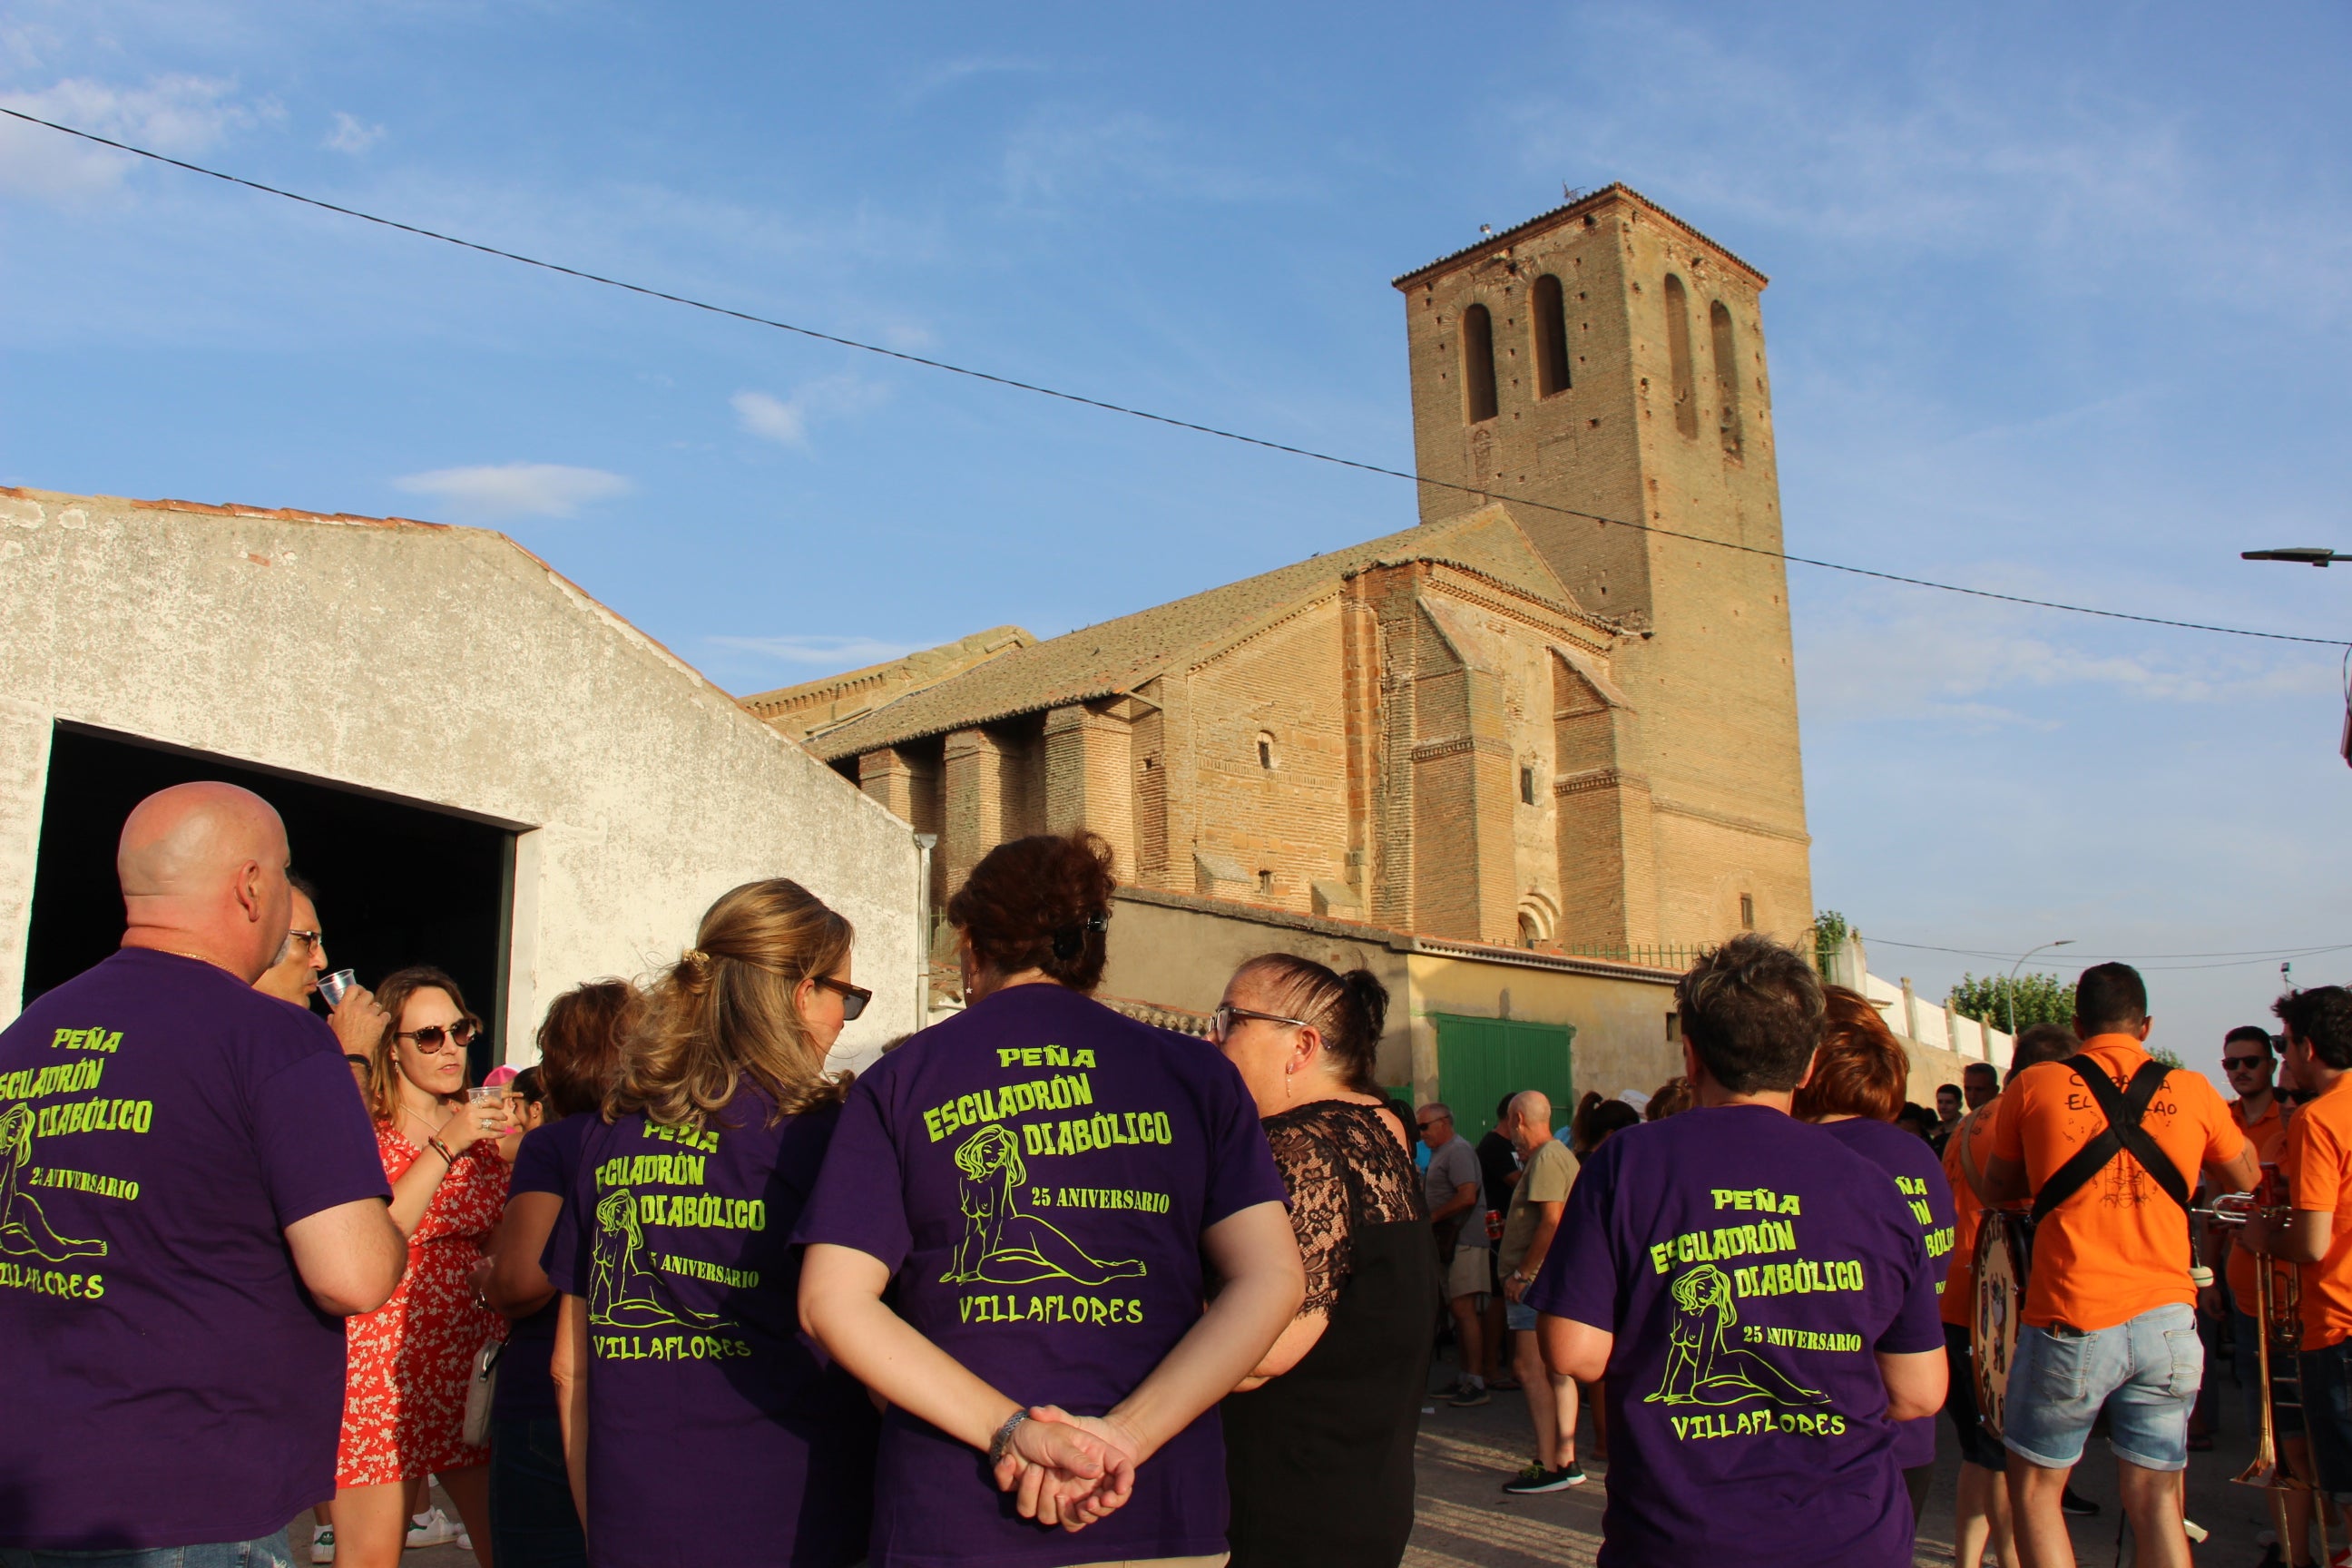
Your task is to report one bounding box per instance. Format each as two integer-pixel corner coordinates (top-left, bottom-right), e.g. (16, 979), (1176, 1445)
(318, 969), (357, 1008)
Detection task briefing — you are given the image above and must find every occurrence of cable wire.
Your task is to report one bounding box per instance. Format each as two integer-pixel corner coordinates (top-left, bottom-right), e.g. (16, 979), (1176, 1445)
(5, 103), (2344, 650)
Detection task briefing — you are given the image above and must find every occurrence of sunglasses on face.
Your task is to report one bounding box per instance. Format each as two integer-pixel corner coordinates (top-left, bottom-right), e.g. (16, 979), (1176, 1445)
(397, 1020), (479, 1054)
(812, 975), (871, 1022)
(2224, 1056), (2270, 1071)
(1210, 1004), (1309, 1043)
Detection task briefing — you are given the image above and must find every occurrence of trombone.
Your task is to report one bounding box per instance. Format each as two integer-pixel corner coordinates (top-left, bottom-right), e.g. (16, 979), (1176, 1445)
(2199, 1191), (2328, 1563)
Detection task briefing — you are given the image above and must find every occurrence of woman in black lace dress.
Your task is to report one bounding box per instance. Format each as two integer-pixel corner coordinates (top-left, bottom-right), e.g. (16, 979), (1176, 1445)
(1210, 955), (1438, 1568)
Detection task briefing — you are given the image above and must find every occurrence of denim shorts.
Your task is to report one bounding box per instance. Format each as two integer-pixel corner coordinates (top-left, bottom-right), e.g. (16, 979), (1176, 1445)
(0, 1532), (295, 1568)
(1505, 1299), (1539, 1333)
(2003, 1301), (2202, 1472)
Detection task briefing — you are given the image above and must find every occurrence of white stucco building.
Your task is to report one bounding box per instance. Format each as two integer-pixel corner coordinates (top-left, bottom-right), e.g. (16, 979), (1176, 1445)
(0, 486), (920, 1069)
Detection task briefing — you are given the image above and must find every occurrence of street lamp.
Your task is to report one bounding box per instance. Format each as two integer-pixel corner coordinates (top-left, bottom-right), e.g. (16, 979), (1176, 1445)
(2241, 548), (2350, 566)
(2007, 940), (2074, 1038)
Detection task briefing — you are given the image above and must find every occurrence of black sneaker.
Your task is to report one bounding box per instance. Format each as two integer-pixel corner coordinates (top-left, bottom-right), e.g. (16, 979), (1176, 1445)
(1503, 1461), (1587, 1494)
(2060, 1485), (2100, 1517)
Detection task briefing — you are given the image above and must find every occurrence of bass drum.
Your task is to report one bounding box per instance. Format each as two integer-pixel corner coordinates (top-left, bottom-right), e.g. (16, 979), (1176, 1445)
(1972, 1210), (2034, 1442)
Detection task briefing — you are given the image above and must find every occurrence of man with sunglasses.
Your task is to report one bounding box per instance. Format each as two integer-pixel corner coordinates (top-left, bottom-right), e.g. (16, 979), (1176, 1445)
(252, 874), (390, 1061)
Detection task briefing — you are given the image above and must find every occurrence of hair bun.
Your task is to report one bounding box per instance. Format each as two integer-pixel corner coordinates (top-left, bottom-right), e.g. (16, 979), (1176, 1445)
(1341, 968), (1389, 1041)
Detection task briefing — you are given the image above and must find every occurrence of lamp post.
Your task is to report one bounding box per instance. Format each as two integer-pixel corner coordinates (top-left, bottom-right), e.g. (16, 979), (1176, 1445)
(2241, 548), (2350, 566)
(2007, 940), (2074, 1039)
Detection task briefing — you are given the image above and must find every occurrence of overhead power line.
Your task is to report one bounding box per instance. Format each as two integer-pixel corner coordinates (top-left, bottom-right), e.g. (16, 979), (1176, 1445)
(5, 103), (2345, 650)
(1865, 936), (2352, 973)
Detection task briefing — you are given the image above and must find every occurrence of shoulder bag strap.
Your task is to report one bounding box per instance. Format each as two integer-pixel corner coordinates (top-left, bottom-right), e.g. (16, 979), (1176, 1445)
(2029, 1056), (2190, 1225)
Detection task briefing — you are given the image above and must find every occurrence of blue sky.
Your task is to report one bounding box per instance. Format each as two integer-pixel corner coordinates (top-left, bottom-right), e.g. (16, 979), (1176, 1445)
(5, 2), (2348, 1078)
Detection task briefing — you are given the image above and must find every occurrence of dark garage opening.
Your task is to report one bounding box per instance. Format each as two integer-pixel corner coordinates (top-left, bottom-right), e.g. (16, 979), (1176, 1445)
(24, 724), (516, 1083)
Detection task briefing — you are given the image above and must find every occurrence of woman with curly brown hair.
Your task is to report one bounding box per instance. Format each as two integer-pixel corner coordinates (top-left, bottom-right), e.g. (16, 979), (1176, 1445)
(334, 966), (512, 1568)
(544, 881), (881, 1568)
(798, 831), (1306, 1567)
(1794, 984), (1958, 1535)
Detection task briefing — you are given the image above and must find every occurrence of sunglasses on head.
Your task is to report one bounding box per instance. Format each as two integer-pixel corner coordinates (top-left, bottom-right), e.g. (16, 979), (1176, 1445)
(812, 975), (871, 1022)
(397, 1019), (479, 1053)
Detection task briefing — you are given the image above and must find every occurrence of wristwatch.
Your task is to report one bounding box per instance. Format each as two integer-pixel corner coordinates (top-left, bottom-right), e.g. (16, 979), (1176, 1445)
(987, 1408), (1030, 1467)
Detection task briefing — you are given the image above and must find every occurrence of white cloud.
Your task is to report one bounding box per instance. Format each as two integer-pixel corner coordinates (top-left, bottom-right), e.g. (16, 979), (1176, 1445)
(732, 375), (888, 449)
(393, 463), (632, 522)
(707, 633), (926, 668)
(0, 74), (276, 200)
(324, 111), (383, 154)
(1795, 593), (2338, 730)
(898, 55), (1046, 105)
(999, 107), (1299, 211)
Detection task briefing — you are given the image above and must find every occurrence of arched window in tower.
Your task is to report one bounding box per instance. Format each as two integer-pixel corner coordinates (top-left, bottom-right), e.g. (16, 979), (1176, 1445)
(1256, 731), (1277, 770)
(1662, 275), (1697, 438)
(1532, 274), (1572, 397)
(1710, 299), (1744, 458)
(1461, 302), (1499, 423)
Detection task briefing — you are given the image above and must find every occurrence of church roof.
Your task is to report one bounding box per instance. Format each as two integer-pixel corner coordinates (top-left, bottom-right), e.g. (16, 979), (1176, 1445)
(1390, 181), (1768, 290)
(797, 507), (1602, 762)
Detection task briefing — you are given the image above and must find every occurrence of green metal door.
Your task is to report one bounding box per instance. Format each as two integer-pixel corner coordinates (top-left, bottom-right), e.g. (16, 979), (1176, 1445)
(1432, 1014), (1576, 1143)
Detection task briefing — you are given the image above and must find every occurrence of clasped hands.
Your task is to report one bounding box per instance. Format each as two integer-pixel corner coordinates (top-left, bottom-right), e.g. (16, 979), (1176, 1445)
(990, 1406), (1142, 1532)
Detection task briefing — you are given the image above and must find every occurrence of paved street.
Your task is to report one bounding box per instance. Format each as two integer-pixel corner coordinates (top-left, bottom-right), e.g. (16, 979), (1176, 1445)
(379, 1343), (2296, 1568)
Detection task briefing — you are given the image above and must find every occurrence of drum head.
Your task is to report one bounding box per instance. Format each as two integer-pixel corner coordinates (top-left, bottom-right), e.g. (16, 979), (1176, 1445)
(1973, 1210), (2032, 1442)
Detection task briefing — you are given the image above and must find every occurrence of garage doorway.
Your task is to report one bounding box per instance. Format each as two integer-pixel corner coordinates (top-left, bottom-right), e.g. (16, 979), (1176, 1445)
(22, 723), (518, 1082)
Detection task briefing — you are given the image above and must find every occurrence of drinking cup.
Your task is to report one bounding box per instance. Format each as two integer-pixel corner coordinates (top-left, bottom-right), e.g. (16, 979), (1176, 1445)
(318, 969), (358, 1008)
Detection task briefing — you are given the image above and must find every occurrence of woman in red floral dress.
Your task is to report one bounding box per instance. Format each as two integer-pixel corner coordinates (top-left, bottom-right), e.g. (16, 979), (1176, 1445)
(333, 966), (513, 1568)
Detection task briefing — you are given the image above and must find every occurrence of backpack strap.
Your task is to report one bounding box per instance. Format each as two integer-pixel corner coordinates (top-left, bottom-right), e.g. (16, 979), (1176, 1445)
(2028, 1056), (2190, 1226)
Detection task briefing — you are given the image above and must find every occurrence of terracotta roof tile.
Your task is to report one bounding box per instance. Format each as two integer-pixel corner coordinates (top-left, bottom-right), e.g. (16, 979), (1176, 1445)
(799, 507), (1600, 761)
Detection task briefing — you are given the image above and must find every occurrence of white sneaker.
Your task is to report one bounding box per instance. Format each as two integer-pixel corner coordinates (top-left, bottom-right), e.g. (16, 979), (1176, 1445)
(310, 1525), (335, 1564)
(405, 1508), (458, 1550)
(454, 1525), (471, 1552)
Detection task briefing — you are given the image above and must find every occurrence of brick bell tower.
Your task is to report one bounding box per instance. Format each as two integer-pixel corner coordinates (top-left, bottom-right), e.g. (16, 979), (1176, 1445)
(1391, 184), (1813, 951)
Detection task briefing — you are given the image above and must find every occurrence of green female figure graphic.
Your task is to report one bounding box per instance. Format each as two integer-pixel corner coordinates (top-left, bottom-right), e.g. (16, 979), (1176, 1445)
(0, 1103), (106, 1264)
(943, 1124), (1145, 1287)
(1647, 1263), (1828, 1409)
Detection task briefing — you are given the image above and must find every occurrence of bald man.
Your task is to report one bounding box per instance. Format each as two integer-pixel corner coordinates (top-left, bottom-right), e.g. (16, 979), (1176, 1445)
(1497, 1089), (1585, 1493)
(0, 781), (404, 1561)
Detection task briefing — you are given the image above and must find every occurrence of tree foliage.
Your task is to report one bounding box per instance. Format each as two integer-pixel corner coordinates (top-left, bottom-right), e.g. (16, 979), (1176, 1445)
(1812, 909), (1852, 975)
(1949, 972), (2075, 1033)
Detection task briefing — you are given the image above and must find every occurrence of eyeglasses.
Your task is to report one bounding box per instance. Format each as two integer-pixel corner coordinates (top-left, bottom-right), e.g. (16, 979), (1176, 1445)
(2223, 1056), (2271, 1070)
(1416, 1112), (1452, 1131)
(283, 929), (321, 952)
(812, 975), (871, 1022)
(397, 1020), (479, 1053)
(1210, 1004), (1309, 1043)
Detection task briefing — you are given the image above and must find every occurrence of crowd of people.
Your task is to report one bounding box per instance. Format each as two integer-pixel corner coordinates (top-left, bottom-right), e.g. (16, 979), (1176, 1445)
(6, 779), (2352, 1568)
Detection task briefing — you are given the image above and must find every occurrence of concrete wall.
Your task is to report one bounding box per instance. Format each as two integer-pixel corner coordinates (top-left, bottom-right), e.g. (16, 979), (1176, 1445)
(1102, 887), (1681, 1105)
(0, 488), (919, 1069)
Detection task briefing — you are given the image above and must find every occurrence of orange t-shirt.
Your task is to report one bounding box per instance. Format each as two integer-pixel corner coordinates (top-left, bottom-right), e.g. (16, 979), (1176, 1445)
(2225, 1095), (2293, 1316)
(2282, 1075), (2352, 1349)
(1941, 1099), (2002, 1328)
(1988, 1036), (2245, 1331)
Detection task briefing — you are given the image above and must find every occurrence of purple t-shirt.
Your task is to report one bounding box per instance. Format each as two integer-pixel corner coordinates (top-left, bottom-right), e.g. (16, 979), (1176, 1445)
(493, 1113), (593, 1426)
(792, 985), (1288, 1568)
(544, 1079), (876, 1568)
(1819, 1115), (1958, 1470)
(0, 947), (390, 1550)
(1529, 1105), (1941, 1568)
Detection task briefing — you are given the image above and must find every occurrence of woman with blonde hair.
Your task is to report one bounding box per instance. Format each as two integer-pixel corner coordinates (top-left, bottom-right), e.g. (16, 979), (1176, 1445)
(333, 965), (512, 1568)
(544, 880), (879, 1568)
(797, 831), (1305, 1566)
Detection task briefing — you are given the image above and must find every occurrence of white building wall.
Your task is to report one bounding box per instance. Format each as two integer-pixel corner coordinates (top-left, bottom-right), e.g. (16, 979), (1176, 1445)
(0, 488), (918, 1069)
